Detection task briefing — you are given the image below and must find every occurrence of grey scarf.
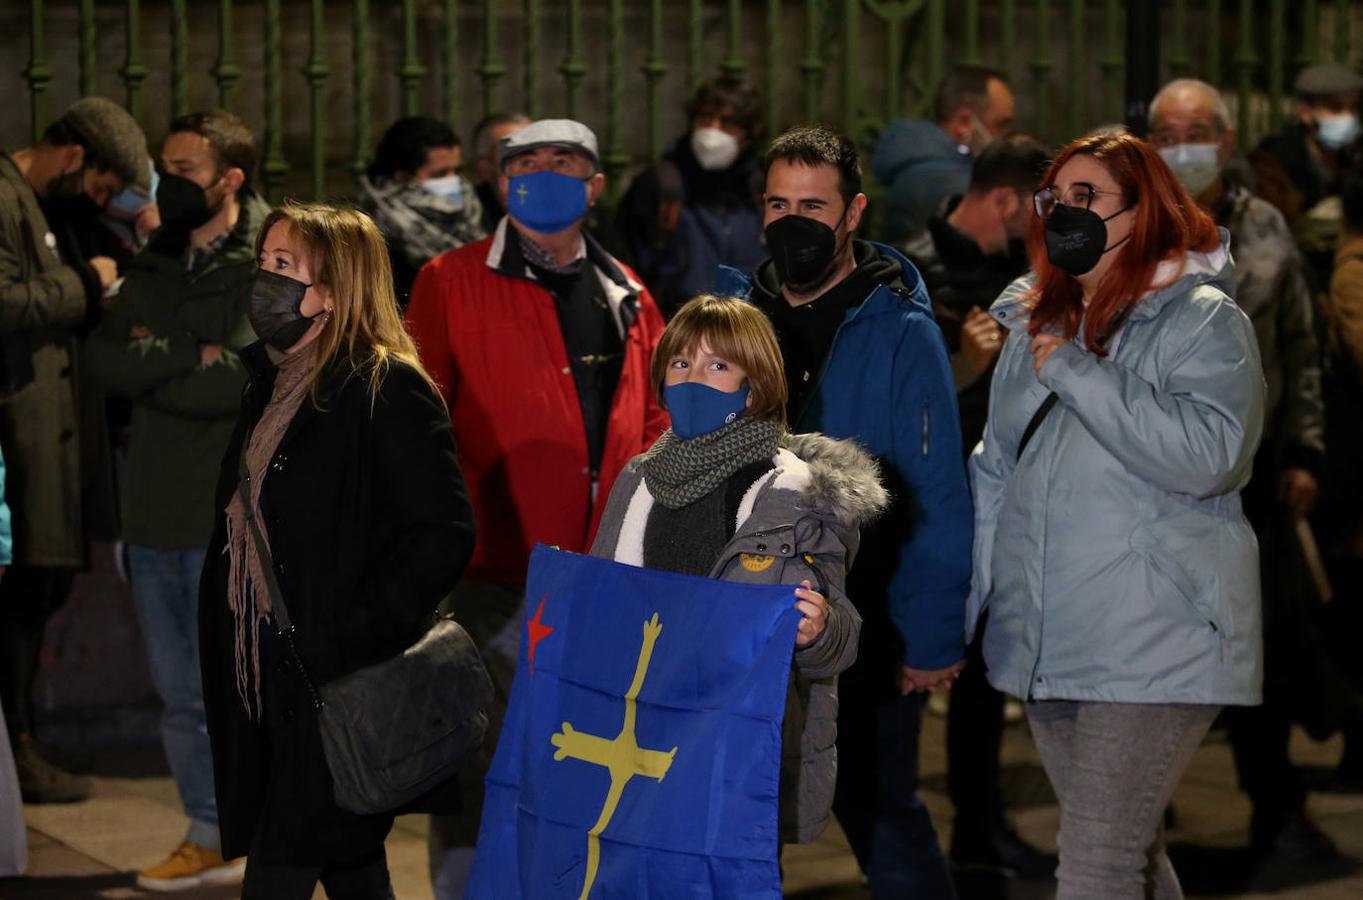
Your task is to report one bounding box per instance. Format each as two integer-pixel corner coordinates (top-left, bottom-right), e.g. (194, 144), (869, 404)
(356, 174), (486, 269)
(637, 416), (783, 509)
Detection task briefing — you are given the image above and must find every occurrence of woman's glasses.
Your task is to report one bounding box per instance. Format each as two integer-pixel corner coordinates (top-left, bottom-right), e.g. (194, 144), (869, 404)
(1033, 183), (1125, 219)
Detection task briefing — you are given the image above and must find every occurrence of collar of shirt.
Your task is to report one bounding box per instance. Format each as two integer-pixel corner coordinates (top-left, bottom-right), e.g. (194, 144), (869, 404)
(185, 230), (231, 274)
(516, 228), (586, 274)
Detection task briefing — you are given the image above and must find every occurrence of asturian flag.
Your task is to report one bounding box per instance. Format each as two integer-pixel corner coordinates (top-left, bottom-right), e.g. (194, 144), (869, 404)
(466, 544), (800, 898)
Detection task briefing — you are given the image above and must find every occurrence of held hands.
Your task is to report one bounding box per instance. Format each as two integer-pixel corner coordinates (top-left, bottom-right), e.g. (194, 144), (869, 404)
(200, 343), (223, 366)
(961, 307), (1006, 377)
(794, 580), (828, 647)
(899, 659), (967, 695)
(1030, 332), (1067, 378)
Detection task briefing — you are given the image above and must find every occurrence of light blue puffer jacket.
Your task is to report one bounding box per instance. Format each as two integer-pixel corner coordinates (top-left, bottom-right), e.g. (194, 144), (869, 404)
(968, 231), (1266, 706)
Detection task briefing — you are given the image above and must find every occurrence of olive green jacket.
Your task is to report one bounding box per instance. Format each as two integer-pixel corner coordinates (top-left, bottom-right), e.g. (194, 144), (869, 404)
(0, 153), (94, 566)
(85, 193), (271, 548)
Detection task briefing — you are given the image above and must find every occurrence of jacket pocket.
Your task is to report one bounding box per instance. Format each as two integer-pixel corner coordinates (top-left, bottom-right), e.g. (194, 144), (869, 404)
(1129, 524), (1223, 636)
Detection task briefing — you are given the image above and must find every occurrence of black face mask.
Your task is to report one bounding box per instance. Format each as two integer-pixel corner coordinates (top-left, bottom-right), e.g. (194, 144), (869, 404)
(1042, 202), (1133, 276)
(156, 172), (221, 232)
(765, 212), (848, 292)
(249, 269), (323, 351)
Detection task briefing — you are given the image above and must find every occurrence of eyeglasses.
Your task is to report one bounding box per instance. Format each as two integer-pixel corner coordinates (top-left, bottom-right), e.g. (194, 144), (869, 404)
(1033, 183), (1125, 219)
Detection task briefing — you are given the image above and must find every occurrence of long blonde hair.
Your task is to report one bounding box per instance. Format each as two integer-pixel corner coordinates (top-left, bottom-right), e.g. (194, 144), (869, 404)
(254, 200), (435, 402)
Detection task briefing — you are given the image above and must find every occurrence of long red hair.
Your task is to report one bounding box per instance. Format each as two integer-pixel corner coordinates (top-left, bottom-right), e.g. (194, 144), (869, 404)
(1026, 131), (1221, 354)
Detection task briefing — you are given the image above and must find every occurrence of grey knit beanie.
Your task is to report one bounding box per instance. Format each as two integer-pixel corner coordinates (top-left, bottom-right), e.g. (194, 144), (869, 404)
(59, 97), (150, 192)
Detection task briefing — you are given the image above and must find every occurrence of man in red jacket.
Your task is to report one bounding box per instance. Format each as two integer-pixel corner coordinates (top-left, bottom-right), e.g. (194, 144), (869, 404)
(404, 118), (667, 897)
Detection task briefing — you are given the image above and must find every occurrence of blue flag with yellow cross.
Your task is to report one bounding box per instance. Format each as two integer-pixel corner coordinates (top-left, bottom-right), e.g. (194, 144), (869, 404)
(466, 544), (800, 898)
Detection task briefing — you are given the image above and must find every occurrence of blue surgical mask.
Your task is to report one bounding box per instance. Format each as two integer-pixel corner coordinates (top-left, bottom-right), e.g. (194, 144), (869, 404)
(1317, 113), (1361, 150)
(1158, 143), (1221, 196)
(105, 160), (158, 222)
(663, 382), (749, 440)
(421, 174), (464, 207)
(506, 170), (589, 234)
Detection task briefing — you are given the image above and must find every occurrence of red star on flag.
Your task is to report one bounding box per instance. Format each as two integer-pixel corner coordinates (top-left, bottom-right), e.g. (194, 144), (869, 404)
(526, 595), (554, 675)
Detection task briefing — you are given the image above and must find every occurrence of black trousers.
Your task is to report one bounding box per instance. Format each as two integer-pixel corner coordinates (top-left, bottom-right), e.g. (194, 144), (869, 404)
(1226, 468), (1307, 837)
(242, 832), (393, 900)
(945, 632), (1007, 842)
(0, 565), (76, 739)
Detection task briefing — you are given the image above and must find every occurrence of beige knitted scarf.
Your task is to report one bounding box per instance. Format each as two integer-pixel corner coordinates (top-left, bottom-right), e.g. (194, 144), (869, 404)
(223, 347), (314, 717)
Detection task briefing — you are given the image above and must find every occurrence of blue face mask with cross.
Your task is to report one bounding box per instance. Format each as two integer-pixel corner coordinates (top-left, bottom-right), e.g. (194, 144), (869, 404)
(507, 170), (590, 234)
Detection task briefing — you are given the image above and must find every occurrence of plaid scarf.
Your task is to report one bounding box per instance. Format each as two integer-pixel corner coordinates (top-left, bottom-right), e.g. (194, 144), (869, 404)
(357, 174), (486, 269)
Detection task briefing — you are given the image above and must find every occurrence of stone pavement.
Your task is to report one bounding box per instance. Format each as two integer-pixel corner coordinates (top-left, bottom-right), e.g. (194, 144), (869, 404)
(5, 705), (1363, 899)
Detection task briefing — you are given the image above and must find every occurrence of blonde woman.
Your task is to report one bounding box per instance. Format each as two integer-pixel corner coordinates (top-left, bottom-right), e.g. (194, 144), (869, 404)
(198, 202), (476, 898)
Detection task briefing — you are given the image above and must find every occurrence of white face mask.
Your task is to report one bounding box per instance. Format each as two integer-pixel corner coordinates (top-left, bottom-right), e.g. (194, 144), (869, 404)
(420, 174), (465, 207)
(1316, 112), (1362, 150)
(690, 127), (741, 171)
(1158, 142), (1221, 196)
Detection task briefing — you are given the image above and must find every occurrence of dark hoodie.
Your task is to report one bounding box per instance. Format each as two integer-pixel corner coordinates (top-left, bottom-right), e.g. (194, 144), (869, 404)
(617, 134), (767, 317)
(871, 119), (973, 242)
(750, 240), (904, 422)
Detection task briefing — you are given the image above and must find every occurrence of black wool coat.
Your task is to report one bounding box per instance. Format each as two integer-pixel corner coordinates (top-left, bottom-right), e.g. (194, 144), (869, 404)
(199, 342), (477, 864)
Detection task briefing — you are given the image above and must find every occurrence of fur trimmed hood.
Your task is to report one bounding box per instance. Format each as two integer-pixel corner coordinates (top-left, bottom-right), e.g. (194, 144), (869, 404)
(779, 431), (889, 528)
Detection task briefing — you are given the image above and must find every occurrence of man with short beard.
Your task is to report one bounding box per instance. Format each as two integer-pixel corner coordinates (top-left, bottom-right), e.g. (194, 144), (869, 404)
(85, 109), (269, 892)
(0, 96), (147, 806)
(718, 124), (972, 895)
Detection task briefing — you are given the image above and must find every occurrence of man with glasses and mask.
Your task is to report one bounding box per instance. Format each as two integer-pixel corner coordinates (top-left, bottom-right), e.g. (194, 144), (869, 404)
(0, 96), (147, 806)
(405, 118), (668, 898)
(1150, 77), (1334, 865)
(873, 65), (1017, 243)
(84, 109), (269, 892)
(717, 124), (972, 896)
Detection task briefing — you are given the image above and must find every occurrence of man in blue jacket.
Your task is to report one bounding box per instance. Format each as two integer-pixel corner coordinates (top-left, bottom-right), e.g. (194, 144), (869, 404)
(717, 125), (973, 897)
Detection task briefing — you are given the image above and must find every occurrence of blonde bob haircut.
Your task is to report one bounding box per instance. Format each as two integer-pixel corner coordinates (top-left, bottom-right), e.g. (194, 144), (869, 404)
(650, 294), (788, 428)
(254, 201), (436, 403)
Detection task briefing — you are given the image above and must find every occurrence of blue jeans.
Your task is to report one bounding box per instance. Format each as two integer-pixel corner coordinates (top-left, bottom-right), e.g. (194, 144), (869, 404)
(129, 545), (219, 851)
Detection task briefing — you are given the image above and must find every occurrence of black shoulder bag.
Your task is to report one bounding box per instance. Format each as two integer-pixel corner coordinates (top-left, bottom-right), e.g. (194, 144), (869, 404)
(236, 446), (493, 815)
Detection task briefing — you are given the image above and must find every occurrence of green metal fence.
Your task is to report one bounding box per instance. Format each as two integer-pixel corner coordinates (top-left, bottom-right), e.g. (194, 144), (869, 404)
(16, 1), (1363, 203)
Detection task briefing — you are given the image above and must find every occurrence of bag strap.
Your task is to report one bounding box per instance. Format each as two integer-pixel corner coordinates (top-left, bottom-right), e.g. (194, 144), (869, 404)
(235, 432), (325, 710)
(1015, 393), (1058, 462)
(1013, 301), (1137, 464)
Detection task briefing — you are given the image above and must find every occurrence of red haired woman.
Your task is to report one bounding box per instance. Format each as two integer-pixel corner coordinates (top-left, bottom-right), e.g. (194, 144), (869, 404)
(967, 131), (1265, 898)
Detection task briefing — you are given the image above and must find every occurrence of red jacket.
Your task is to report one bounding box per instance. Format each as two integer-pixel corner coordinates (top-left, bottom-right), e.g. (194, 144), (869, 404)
(405, 220), (669, 581)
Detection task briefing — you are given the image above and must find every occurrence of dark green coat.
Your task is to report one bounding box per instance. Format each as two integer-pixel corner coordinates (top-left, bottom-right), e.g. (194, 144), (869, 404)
(0, 154), (94, 567)
(85, 194), (271, 548)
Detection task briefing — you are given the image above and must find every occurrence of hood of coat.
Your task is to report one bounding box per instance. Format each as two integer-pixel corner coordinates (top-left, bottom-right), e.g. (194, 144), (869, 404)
(775, 431), (888, 530)
(871, 119), (969, 185)
(988, 227), (1235, 336)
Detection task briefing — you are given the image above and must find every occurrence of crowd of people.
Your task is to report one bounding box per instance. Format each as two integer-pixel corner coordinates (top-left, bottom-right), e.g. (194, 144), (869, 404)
(1, 56), (1363, 900)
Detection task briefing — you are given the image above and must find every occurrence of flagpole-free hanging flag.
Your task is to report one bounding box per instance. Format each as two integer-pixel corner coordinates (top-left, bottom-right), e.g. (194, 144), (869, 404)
(467, 545), (800, 899)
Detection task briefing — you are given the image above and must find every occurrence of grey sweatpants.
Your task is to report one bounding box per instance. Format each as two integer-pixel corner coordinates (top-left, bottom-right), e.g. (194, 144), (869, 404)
(1026, 700), (1220, 900)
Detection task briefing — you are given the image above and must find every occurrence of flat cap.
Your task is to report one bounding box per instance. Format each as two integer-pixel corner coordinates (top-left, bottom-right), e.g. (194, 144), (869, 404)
(500, 119), (599, 168)
(1295, 62), (1363, 97)
(60, 97), (150, 193)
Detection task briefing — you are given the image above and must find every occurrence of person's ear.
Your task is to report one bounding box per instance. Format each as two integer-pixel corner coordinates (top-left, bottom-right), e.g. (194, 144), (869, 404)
(843, 193), (869, 234)
(497, 172), (510, 203)
(222, 166), (246, 195)
(992, 186), (1021, 220)
(60, 144), (85, 175)
(586, 172), (607, 207)
(1298, 101), (1316, 127)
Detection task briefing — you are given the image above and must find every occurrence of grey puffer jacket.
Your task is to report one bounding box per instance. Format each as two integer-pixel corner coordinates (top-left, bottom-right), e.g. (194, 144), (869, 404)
(591, 430), (887, 843)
